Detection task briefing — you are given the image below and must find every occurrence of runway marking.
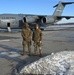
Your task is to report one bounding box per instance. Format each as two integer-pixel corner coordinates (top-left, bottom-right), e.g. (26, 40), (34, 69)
(0, 39), (10, 42)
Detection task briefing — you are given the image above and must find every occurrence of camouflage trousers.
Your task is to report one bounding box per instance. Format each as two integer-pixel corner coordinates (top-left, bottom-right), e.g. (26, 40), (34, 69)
(23, 41), (31, 55)
(34, 41), (42, 55)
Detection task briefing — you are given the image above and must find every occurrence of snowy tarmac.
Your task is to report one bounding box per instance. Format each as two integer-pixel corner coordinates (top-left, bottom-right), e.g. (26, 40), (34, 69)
(0, 29), (74, 75)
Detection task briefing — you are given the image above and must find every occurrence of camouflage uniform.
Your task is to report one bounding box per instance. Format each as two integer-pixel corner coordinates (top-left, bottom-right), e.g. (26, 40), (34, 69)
(32, 25), (42, 56)
(21, 26), (32, 55)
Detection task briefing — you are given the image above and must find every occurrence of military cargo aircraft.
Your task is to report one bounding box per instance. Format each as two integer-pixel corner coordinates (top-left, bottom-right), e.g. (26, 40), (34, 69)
(0, 1), (74, 32)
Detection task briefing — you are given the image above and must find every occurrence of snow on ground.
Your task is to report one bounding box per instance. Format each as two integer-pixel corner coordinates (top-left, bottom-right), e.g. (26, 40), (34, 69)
(20, 51), (74, 75)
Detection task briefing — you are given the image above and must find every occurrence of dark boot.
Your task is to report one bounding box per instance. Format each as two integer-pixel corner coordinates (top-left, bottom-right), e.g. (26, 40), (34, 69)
(29, 53), (32, 56)
(21, 53), (26, 56)
(39, 53), (42, 57)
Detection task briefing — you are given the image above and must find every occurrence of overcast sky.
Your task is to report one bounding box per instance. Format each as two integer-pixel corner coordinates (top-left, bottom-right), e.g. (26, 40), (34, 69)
(0, 0), (74, 23)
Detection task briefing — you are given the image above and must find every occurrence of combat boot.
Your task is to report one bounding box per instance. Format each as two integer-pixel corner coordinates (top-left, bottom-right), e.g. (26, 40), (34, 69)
(29, 53), (32, 56)
(39, 53), (42, 57)
(21, 52), (26, 56)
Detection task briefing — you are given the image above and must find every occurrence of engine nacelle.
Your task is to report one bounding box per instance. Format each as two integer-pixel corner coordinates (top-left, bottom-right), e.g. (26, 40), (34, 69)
(42, 16), (55, 24)
(23, 16), (35, 23)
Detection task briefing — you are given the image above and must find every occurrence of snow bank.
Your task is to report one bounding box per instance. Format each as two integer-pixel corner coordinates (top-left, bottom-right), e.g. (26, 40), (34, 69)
(20, 51), (74, 75)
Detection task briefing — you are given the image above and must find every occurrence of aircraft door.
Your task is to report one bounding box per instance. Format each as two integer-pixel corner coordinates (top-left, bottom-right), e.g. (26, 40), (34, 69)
(7, 22), (10, 27)
(7, 22), (11, 32)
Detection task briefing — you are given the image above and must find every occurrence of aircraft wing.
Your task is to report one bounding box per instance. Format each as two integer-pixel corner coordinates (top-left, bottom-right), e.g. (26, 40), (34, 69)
(56, 16), (74, 20)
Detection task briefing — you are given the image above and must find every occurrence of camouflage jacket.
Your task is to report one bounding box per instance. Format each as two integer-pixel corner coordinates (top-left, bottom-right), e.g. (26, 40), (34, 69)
(21, 28), (32, 42)
(32, 29), (42, 42)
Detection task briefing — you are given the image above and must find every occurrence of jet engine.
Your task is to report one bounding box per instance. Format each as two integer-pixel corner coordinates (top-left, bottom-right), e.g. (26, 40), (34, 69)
(41, 16), (55, 24)
(23, 16), (35, 23)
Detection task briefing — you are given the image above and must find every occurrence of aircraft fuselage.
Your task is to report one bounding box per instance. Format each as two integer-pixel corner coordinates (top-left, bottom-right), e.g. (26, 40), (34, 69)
(0, 14), (24, 29)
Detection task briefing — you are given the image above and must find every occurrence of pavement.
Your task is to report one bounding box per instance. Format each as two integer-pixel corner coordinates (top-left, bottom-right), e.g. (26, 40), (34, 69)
(0, 30), (74, 75)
